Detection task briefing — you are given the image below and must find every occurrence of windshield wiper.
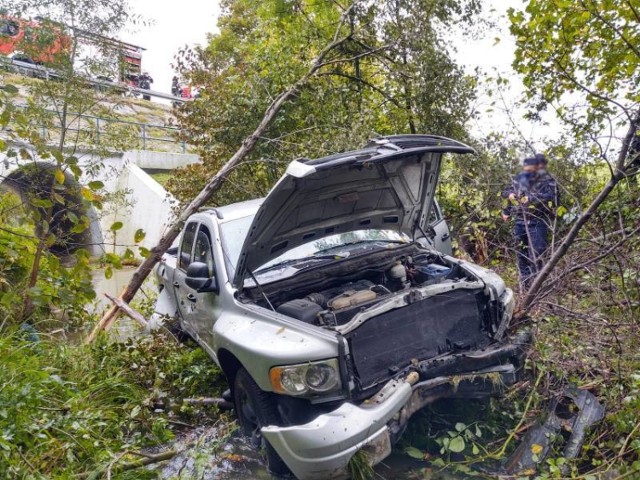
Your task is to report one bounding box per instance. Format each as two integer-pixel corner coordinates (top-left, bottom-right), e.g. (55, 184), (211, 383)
(255, 254), (343, 274)
(314, 239), (407, 254)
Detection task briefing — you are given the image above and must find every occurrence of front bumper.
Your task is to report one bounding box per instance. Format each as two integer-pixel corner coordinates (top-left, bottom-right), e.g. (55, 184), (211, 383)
(262, 332), (530, 480)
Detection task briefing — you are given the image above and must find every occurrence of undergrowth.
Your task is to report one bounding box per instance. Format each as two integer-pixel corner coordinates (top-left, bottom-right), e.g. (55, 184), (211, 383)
(0, 328), (227, 478)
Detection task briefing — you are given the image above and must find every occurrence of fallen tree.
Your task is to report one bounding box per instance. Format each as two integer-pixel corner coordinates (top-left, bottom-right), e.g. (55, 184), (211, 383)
(88, 4), (386, 341)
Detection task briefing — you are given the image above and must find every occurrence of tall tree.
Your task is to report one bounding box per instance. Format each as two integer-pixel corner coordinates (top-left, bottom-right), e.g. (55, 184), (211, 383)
(169, 0), (482, 204)
(90, 2), (393, 340)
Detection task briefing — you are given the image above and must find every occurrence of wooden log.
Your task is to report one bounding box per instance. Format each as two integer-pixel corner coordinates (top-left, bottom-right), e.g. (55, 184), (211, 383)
(104, 292), (148, 329)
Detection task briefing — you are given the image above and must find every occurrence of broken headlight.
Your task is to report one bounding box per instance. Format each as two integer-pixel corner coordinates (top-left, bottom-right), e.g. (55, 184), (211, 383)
(269, 359), (341, 396)
(500, 288), (515, 324)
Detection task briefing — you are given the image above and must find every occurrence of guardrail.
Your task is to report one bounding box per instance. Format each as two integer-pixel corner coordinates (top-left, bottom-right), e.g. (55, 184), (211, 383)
(1, 56), (189, 103)
(5, 104), (187, 154)
(45, 111), (187, 154)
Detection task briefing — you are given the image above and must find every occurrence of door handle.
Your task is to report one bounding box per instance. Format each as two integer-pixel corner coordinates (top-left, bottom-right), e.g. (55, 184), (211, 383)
(186, 293), (197, 302)
(173, 281), (180, 288)
(441, 233), (450, 241)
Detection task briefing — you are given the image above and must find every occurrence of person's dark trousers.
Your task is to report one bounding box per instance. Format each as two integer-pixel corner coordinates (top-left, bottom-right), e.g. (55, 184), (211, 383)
(514, 220), (549, 289)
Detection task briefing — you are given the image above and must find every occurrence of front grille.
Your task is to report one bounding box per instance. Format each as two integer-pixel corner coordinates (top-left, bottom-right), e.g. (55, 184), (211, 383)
(346, 288), (491, 390)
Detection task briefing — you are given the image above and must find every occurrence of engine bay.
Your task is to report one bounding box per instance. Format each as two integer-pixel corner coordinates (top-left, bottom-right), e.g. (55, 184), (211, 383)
(247, 246), (481, 328)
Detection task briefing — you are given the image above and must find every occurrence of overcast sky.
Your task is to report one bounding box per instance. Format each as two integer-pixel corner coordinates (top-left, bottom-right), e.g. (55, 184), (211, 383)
(117, 0), (554, 147)
(119, 1), (518, 94)
(119, 0), (221, 96)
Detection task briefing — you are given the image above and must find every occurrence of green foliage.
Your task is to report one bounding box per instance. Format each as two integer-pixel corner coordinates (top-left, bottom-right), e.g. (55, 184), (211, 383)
(348, 448), (375, 480)
(0, 0), (138, 323)
(510, 0), (638, 132)
(0, 190), (95, 324)
(0, 329), (225, 477)
(170, 0), (482, 203)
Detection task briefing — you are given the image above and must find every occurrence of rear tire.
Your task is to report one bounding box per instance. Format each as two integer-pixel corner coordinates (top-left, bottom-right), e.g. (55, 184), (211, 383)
(233, 367), (291, 476)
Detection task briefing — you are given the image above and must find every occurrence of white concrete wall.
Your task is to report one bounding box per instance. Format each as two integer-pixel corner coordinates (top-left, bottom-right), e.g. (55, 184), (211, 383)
(101, 163), (179, 256)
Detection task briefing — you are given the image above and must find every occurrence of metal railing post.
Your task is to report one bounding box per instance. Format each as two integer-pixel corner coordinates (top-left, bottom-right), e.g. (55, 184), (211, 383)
(20, 105), (187, 153)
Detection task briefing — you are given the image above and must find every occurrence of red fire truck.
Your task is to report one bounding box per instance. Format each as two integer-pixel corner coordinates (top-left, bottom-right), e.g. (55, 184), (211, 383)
(0, 15), (145, 87)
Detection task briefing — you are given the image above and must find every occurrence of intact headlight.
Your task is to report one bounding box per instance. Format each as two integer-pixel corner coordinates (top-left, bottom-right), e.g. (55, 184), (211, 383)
(269, 359), (341, 396)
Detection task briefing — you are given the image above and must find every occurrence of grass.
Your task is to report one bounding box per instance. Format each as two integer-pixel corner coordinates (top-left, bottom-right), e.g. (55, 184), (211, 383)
(146, 171), (174, 187)
(348, 448), (375, 480)
(0, 327), (227, 478)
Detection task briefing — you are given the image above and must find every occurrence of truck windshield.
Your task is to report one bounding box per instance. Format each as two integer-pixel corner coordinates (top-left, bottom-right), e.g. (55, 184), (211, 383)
(256, 230), (408, 273)
(219, 214), (255, 280)
(219, 214), (408, 281)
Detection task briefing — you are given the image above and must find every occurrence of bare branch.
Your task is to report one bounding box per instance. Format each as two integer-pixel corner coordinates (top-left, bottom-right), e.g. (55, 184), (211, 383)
(519, 111), (640, 314)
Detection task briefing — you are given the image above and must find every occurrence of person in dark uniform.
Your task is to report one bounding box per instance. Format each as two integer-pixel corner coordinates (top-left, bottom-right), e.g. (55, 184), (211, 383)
(171, 76), (181, 97)
(138, 71), (154, 100)
(502, 154), (559, 289)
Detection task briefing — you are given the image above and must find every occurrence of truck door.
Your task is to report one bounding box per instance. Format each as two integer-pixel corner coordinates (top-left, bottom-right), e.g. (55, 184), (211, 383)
(174, 221), (198, 339)
(189, 224), (222, 350)
(419, 200), (452, 255)
(430, 200), (452, 255)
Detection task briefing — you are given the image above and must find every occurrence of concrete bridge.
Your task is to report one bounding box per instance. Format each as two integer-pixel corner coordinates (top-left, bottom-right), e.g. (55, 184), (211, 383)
(0, 146), (199, 257)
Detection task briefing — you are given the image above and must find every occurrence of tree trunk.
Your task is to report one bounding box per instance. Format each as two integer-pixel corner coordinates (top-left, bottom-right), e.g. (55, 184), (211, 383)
(22, 234), (46, 320)
(88, 18), (363, 342)
(518, 113), (640, 315)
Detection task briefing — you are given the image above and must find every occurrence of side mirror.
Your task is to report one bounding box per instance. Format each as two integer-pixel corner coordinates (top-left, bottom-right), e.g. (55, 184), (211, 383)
(185, 262), (218, 293)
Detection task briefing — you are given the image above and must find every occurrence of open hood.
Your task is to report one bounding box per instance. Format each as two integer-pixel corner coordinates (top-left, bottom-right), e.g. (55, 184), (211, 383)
(233, 135), (475, 287)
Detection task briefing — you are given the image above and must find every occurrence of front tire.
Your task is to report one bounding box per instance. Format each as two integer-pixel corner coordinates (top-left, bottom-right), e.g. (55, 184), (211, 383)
(233, 367), (291, 476)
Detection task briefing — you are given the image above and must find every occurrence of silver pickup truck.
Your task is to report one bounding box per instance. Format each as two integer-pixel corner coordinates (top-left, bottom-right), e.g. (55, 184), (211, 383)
(153, 135), (531, 479)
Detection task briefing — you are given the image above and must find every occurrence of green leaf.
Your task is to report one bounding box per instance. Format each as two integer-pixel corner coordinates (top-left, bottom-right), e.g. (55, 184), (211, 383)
(110, 221), (123, 231)
(448, 435), (465, 453)
(67, 211), (79, 224)
(2, 84), (18, 94)
(88, 181), (104, 190)
(45, 234), (56, 247)
(105, 266), (113, 279)
(404, 446), (424, 459)
(472, 443), (479, 455)
(134, 228), (146, 243)
(455, 422), (466, 432)
(138, 247), (150, 258)
(70, 164), (82, 178)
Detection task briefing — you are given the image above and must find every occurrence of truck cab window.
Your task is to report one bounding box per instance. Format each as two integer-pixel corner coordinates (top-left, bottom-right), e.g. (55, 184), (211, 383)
(179, 222), (198, 270)
(194, 226), (215, 277)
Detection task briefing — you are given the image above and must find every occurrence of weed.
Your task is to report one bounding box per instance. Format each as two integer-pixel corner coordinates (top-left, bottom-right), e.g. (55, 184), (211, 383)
(348, 448), (375, 480)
